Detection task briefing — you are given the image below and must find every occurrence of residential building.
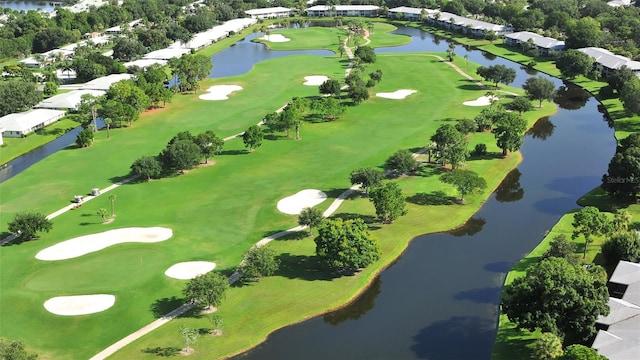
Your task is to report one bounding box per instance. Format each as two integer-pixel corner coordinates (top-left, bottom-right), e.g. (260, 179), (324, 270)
(35, 89), (106, 111)
(245, 7), (292, 19)
(504, 31), (565, 57)
(427, 11), (513, 37)
(104, 19), (144, 35)
(81, 74), (134, 91)
(578, 47), (640, 77)
(387, 7), (437, 21)
(0, 109), (67, 138)
(592, 261), (640, 360)
(306, 5), (380, 17)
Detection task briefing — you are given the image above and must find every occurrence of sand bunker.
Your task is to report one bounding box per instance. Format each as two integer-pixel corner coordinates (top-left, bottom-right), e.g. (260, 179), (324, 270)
(199, 85), (243, 100)
(36, 227), (173, 261)
(303, 76), (330, 86)
(44, 294), (116, 316)
(261, 34), (290, 42)
(463, 95), (499, 106)
(165, 261), (217, 280)
(277, 189), (328, 215)
(376, 89), (417, 99)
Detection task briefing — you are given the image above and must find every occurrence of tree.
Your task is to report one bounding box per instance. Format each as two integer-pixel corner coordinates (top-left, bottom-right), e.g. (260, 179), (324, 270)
(558, 344), (608, 360)
(556, 50), (594, 79)
(602, 142), (640, 198)
(430, 124), (468, 168)
(620, 77), (640, 116)
(385, 149), (417, 175)
(503, 257), (609, 342)
(169, 53), (212, 93)
(112, 37), (146, 61)
(565, 17), (602, 49)
(602, 231), (640, 265)
(319, 79), (342, 96)
(179, 327), (199, 355)
(522, 76), (556, 108)
(612, 210), (632, 232)
(440, 169), (487, 202)
(298, 207), (324, 236)
(238, 245), (280, 282)
(105, 80), (150, 126)
(532, 333), (564, 360)
(43, 81), (58, 96)
(608, 66), (637, 94)
(195, 130), (224, 164)
(476, 65), (516, 88)
(508, 96), (534, 114)
(350, 167), (385, 194)
(455, 119), (477, 135)
(348, 83), (369, 104)
(77, 93), (101, 131)
(0, 81), (42, 117)
(446, 43), (456, 62)
(369, 182), (407, 224)
(182, 271), (229, 310)
(311, 97), (344, 121)
(108, 194), (116, 218)
(493, 112), (527, 156)
(75, 127), (94, 148)
(572, 206), (612, 259)
(543, 234), (579, 265)
(130, 155), (162, 181)
(0, 338), (38, 360)
(369, 69), (382, 83)
(8, 212), (53, 240)
(161, 139), (202, 173)
(314, 218), (380, 273)
(242, 125), (264, 152)
(97, 208), (109, 222)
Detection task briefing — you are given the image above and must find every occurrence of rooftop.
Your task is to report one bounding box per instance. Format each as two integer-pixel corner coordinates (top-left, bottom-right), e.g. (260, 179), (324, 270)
(0, 109), (67, 133)
(245, 7), (292, 15)
(578, 47), (640, 71)
(505, 31), (565, 49)
(307, 5), (380, 11)
(35, 89), (105, 110)
(82, 74), (134, 91)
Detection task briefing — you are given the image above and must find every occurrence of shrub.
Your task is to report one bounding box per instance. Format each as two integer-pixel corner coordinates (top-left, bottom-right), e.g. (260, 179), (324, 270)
(474, 143), (487, 156)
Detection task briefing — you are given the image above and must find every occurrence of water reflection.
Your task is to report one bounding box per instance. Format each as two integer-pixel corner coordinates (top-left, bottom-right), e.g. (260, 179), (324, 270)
(553, 83), (590, 110)
(526, 117), (556, 141)
(481, 51), (497, 61)
(448, 217), (487, 236)
(520, 65), (538, 76)
(323, 277), (381, 326)
(493, 169), (525, 203)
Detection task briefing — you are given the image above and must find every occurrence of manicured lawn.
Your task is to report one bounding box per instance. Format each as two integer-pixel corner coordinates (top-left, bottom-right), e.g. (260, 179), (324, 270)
(0, 27), (555, 359)
(0, 117), (79, 164)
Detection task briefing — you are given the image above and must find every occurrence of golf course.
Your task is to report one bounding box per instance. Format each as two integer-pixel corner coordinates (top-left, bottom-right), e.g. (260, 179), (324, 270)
(0, 23), (556, 359)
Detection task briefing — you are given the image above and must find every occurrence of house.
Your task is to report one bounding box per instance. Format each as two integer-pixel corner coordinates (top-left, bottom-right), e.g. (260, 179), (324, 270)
(578, 47), (640, 77)
(245, 7), (292, 19)
(143, 47), (192, 60)
(607, 0), (634, 7)
(35, 89), (106, 111)
(387, 7), (437, 21)
(81, 74), (134, 91)
(306, 5), (380, 17)
(427, 11), (512, 37)
(592, 261), (640, 360)
(19, 57), (43, 69)
(504, 31), (565, 57)
(104, 19), (144, 35)
(220, 18), (257, 33)
(124, 59), (168, 70)
(0, 109), (67, 138)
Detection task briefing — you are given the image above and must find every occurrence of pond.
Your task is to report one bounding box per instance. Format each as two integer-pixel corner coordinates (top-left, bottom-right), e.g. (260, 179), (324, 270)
(231, 26), (617, 360)
(0, 1), (56, 12)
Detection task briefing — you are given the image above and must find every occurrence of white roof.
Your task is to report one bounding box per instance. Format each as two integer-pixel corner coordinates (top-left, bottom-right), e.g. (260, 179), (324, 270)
(42, 48), (74, 59)
(82, 74), (134, 91)
(431, 11), (511, 32)
(0, 109), (67, 133)
(219, 18), (257, 33)
(124, 59), (168, 69)
(143, 47), (191, 60)
(597, 297), (640, 326)
(35, 89), (105, 110)
(610, 261), (640, 285)
(245, 7), (291, 15)
(388, 7), (438, 15)
(505, 31), (564, 49)
(307, 5), (380, 11)
(19, 57), (40, 65)
(579, 47), (640, 71)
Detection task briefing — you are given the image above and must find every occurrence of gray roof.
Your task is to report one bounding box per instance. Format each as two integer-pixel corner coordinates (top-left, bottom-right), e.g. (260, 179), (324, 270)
(35, 89), (105, 110)
(597, 297), (640, 326)
(307, 5), (380, 11)
(430, 11), (512, 33)
(578, 47), (640, 71)
(388, 7), (438, 15)
(81, 74), (134, 91)
(610, 261), (640, 285)
(504, 31), (564, 49)
(245, 7), (291, 15)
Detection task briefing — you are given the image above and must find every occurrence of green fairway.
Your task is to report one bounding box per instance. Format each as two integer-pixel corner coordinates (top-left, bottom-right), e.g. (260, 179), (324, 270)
(0, 26), (556, 359)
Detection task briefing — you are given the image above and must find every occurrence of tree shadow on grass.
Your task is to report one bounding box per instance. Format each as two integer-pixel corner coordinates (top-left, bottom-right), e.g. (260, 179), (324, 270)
(331, 213), (377, 224)
(219, 149), (246, 156)
(108, 174), (133, 185)
(407, 191), (458, 206)
(492, 323), (536, 360)
(275, 253), (335, 281)
(414, 164), (447, 178)
(150, 296), (185, 319)
(142, 347), (181, 357)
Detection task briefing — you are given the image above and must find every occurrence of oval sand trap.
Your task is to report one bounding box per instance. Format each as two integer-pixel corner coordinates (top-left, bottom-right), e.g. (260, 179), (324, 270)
(199, 85), (243, 100)
(261, 34), (290, 42)
(36, 227), (173, 261)
(463, 95), (499, 106)
(277, 189), (328, 215)
(303, 76), (329, 86)
(165, 261), (217, 280)
(44, 294), (115, 316)
(376, 89), (417, 99)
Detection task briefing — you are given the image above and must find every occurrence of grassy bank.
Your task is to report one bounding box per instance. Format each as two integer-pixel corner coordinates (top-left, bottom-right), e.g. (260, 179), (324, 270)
(0, 117), (79, 164)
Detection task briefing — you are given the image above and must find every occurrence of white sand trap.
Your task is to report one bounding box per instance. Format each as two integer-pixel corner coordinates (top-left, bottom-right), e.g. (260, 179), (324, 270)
(463, 95), (500, 106)
(303, 76), (330, 86)
(376, 89), (417, 99)
(277, 189), (328, 215)
(199, 85), (243, 100)
(44, 294), (115, 316)
(36, 227), (173, 261)
(165, 261), (217, 280)
(261, 34), (291, 42)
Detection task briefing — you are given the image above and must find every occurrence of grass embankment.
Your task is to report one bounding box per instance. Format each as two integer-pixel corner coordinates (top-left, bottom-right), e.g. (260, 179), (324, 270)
(0, 25), (555, 359)
(0, 118), (78, 164)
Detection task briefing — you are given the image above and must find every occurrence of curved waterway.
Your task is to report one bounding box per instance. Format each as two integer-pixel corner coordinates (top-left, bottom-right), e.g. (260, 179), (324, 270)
(232, 27), (617, 359)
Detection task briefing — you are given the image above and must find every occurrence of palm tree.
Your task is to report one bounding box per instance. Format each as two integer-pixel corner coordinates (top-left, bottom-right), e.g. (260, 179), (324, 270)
(103, 117), (112, 139)
(97, 208), (108, 222)
(367, 22), (374, 36)
(464, 53), (469, 68)
(108, 194), (116, 218)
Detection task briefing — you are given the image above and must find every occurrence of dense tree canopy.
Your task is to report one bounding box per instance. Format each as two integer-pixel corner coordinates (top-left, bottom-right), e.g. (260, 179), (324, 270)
(350, 167), (385, 194)
(238, 245), (280, 282)
(476, 65), (516, 88)
(182, 271), (228, 309)
(440, 169), (487, 202)
(503, 257), (609, 342)
(161, 139), (202, 173)
(314, 218), (380, 273)
(493, 112), (527, 156)
(384, 149), (417, 175)
(572, 206), (612, 259)
(8, 212), (53, 240)
(369, 182), (407, 224)
(0, 338), (38, 360)
(602, 231), (640, 265)
(522, 76), (556, 108)
(130, 155), (162, 181)
(556, 50), (594, 79)
(0, 81), (42, 117)
(242, 125), (264, 151)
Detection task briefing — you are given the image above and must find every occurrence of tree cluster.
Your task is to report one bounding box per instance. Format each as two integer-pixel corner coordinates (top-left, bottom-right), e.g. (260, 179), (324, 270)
(314, 218), (380, 273)
(476, 65), (516, 88)
(602, 132), (640, 198)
